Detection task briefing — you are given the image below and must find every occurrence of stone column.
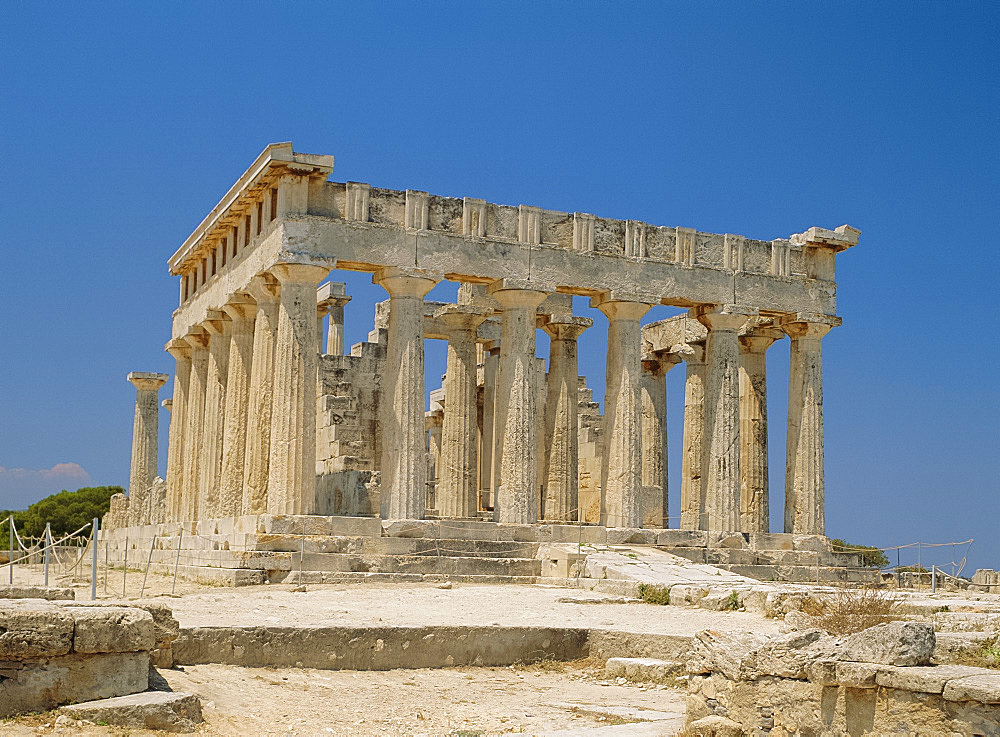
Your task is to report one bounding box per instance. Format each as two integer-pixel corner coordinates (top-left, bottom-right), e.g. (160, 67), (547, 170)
(243, 275), (280, 515)
(436, 306), (487, 518)
(640, 354), (678, 528)
(541, 316), (591, 522)
(479, 346), (499, 509)
(127, 372), (168, 526)
(218, 297), (255, 517)
(376, 269), (439, 520)
(738, 330), (782, 534)
(696, 306), (752, 532)
(678, 343), (707, 530)
(426, 412), (443, 511)
(199, 311), (231, 519)
(164, 340), (191, 522)
(317, 282), (351, 355)
(489, 285), (548, 524)
(781, 313), (840, 535)
(181, 331), (209, 521)
(597, 300), (651, 529)
(267, 263), (331, 516)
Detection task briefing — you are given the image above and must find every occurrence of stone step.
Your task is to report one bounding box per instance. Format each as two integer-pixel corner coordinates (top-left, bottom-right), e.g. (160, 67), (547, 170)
(719, 563), (880, 584)
(278, 571), (540, 586)
(60, 691), (203, 732)
(604, 657), (684, 684)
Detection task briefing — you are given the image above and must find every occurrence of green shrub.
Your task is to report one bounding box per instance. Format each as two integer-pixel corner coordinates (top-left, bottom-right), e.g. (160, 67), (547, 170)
(0, 486), (122, 540)
(637, 583), (671, 605)
(830, 538), (890, 569)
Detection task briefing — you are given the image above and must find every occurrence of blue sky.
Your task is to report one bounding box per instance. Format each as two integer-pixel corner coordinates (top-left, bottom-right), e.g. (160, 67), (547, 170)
(1, 3), (996, 573)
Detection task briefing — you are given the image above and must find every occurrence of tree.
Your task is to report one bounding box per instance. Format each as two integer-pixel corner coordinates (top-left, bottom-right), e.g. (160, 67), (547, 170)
(0, 486), (122, 541)
(830, 538), (890, 569)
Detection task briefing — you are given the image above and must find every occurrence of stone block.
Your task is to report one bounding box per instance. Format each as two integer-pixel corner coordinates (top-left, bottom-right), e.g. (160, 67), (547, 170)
(875, 664), (987, 694)
(670, 584), (711, 607)
(834, 660), (884, 687)
(606, 527), (658, 545)
(835, 621), (935, 666)
(942, 673), (1000, 704)
(656, 529), (708, 547)
(604, 656), (682, 683)
(685, 714), (745, 736)
(60, 691), (203, 732)
(0, 602), (74, 658)
(71, 607), (156, 654)
(0, 586), (75, 601)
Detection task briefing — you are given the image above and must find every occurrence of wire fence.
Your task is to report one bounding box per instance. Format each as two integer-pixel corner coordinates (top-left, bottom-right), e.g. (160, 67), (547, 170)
(4, 512), (997, 597)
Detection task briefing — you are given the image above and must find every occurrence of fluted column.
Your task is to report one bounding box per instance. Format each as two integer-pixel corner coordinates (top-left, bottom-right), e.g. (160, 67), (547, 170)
(317, 282), (351, 355)
(678, 343), (706, 530)
(697, 305), (752, 532)
(541, 317), (591, 521)
(781, 313), (839, 535)
(436, 306), (487, 518)
(218, 297), (255, 517)
(377, 269), (439, 520)
(243, 275), (280, 515)
(267, 263), (331, 515)
(738, 330), (782, 534)
(489, 285), (547, 524)
(479, 346), (499, 507)
(640, 354), (678, 528)
(426, 412), (443, 511)
(597, 300), (651, 528)
(181, 331), (209, 521)
(164, 340), (191, 522)
(199, 312), (231, 519)
(126, 372), (168, 526)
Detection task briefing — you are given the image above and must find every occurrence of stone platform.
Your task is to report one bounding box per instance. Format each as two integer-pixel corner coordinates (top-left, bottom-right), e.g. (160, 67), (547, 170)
(101, 514), (877, 587)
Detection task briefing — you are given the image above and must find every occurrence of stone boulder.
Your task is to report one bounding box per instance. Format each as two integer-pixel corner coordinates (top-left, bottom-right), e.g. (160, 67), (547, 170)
(833, 620), (935, 666)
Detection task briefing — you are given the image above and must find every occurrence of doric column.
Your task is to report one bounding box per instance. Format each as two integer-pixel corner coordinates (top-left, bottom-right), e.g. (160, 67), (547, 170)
(181, 330), (209, 521)
(640, 354), (678, 528)
(738, 329), (782, 534)
(218, 296), (255, 517)
(243, 274), (280, 515)
(678, 343), (707, 530)
(781, 313), (840, 535)
(435, 305), (487, 518)
(267, 263), (331, 515)
(696, 305), (753, 532)
(376, 268), (439, 520)
(596, 299), (652, 528)
(488, 285), (548, 524)
(164, 340), (191, 522)
(317, 282), (351, 355)
(199, 311), (231, 519)
(541, 316), (591, 521)
(479, 346), (499, 507)
(126, 372), (168, 526)
(425, 411), (443, 511)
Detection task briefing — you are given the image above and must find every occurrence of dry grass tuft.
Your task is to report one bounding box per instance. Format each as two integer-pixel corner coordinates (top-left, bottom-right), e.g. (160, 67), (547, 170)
(811, 586), (904, 636)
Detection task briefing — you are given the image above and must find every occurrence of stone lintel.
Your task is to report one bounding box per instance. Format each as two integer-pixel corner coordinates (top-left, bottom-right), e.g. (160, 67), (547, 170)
(127, 372), (169, 391)
(789, 224), (861, 251)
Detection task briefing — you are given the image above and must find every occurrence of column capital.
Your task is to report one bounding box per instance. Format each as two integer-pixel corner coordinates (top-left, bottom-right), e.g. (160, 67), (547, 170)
(201, 309), (231, 336)
(127, 372), (169, 392)
(432, 304), (488, 333)
(693, 304), (756, 332)
(739, 329), (784, 354)
(317, 281), (352, 313)
(162, 398), (172, 411)
(641, 352), (680, 375)
(179, 328), (209, 351)
(165, 338), (192, 360)
(674, 342), (706, 365)
(590, 289), (659, 311)
(486, 282), (548, 310)
(594, 299), (652, 322)
(542, 315), (592, 341)
(779, 312), (842, 339)
(222, 294), (257, 322)
(247, 273), (280, 303)
(270, 262), (331, 286)
(375, 267), (440, 299)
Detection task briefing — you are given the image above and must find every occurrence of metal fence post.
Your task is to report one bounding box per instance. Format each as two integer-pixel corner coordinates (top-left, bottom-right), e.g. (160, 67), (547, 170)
(140, 535), (156, 599)
(171, 527), (183, 596)
(122, 535), (129, 597)
(44, 523), (51, 586)
(90, 517), (99, 600)
(931, 565), (937, 593)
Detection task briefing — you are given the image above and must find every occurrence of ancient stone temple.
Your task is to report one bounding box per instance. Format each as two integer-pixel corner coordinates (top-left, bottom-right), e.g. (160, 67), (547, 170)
(117, 141), (859, 541)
